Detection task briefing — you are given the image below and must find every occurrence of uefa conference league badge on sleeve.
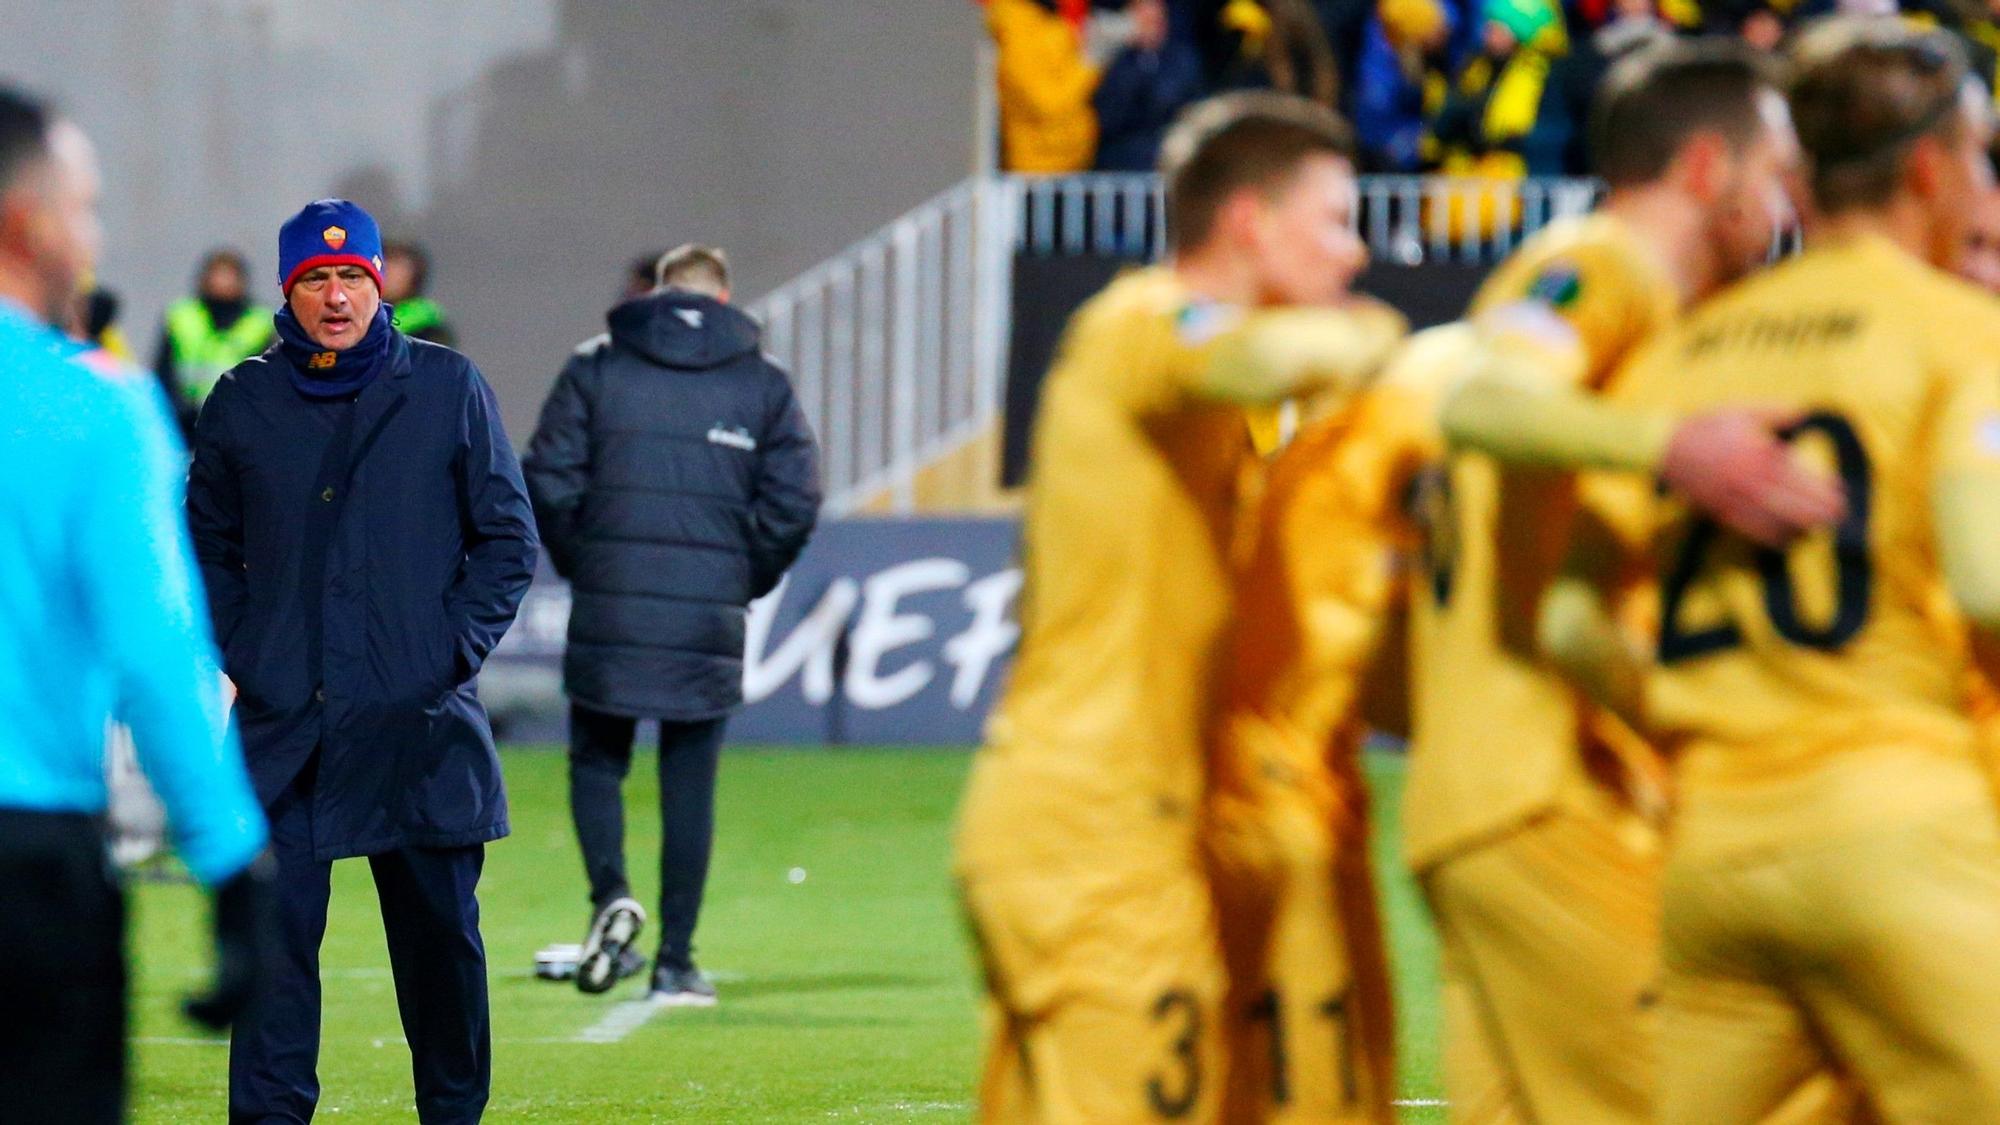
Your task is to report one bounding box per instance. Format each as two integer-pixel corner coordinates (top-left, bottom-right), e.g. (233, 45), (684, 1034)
(1176, 300), (1244, 347)
(1526, 262), (1584, 311)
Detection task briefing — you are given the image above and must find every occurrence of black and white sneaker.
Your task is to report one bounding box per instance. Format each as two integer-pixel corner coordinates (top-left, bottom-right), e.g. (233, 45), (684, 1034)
(576, 897), (646, 995)
(649, 963), (718, 1007)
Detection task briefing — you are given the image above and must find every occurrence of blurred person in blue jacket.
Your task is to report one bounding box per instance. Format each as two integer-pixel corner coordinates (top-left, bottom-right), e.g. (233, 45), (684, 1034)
(1351, 0), (1480, 169)
(0, 85), (272, 1125)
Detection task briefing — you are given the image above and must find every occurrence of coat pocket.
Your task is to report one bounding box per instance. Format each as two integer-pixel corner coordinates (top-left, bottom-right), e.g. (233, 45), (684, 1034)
(416, 613), (459, 704)
(223, 627), (269, 711)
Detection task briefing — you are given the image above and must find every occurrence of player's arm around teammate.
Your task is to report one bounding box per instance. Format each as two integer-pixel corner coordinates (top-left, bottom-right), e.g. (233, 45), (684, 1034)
(1539, 21), (2000, 1122)
(1397, 41), (1874, 1125)
(955, 91), (1408, 1125)
(1435, 50), (1843, 548)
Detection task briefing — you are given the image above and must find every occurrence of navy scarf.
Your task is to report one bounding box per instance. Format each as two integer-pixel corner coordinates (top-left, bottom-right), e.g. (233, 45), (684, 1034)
(274, 303), (395, 399)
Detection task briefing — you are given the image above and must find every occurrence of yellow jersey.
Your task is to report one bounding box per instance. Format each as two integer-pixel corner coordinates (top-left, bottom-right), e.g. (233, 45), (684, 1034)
(1405, 214), (1681, 870)
(1212, 328), (1460, 817)
(1597, 234), (2000, 802)
(958, 267), (1378, 873)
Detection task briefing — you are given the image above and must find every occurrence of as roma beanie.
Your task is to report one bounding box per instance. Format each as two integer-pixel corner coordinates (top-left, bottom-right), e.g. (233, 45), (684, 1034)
(277, 199), (384, 295)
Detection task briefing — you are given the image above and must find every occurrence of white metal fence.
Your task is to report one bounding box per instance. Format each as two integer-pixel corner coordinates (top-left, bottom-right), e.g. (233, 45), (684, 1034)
(749, 179), (1017, 515)
(751, 174), (1602, 514)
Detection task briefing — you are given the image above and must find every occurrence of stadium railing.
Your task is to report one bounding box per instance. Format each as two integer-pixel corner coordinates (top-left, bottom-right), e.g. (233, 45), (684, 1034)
(749, 173), (1603, 515)
(751, 179), (1014, 515)
(1012, 172), (1604, 265)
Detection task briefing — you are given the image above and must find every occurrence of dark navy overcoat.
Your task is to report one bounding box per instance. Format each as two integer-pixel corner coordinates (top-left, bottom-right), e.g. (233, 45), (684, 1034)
(187, 331), (537, 860)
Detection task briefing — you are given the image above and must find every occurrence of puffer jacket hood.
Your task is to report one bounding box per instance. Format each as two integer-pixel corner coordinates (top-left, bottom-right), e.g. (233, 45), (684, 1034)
(524, 297), (822, 721)
(607, 290), (761, 371)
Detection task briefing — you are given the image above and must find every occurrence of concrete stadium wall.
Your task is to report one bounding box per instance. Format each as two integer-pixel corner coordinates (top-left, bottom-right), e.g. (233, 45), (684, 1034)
(5, 0), (983, 438)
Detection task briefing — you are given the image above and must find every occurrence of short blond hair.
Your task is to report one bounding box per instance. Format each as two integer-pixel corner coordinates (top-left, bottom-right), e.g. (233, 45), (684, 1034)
(655, 244), (730, 296)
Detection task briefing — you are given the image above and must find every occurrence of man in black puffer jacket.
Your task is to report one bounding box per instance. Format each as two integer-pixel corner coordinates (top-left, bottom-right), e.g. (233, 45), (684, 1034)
(523, 245), (820, 1003)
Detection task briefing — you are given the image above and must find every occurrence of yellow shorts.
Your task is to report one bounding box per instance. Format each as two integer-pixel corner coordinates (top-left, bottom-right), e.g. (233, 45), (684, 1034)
(960, 858), (1227, 1124)
(1206, 788), (1397, 1125)
(1421, 790), (1663, 1124)
(1662, 746), (2000, 1125)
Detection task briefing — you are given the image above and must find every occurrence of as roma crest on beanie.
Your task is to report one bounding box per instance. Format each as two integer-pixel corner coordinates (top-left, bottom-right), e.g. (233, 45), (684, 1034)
(277, 199), (385, 295)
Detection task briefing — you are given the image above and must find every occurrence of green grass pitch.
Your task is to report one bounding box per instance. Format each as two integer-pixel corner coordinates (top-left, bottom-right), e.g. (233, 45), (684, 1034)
(128, 746), (1445, 1122)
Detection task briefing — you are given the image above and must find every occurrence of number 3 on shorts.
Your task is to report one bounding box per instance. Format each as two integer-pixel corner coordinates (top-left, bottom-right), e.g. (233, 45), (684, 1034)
(1147, 989), (1204, 1119)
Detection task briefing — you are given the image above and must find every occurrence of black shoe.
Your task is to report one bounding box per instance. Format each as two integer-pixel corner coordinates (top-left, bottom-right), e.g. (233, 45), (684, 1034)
(649, 962), (717, 1007)
(576, 897), (646, 995)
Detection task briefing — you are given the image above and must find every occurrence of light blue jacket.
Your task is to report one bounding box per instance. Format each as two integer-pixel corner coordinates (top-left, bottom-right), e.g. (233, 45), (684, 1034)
(0, 299), (264, 885)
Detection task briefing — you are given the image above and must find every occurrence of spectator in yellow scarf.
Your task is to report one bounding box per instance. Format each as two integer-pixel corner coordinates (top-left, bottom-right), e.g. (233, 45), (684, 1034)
(1432, 0), (1565, 177)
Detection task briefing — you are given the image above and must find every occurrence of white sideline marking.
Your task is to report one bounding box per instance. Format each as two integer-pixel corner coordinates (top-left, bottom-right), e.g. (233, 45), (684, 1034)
(1395, 1099), (1450, 1107)
(574, 995), (670, 1043)
(569, 969), (741, 1043)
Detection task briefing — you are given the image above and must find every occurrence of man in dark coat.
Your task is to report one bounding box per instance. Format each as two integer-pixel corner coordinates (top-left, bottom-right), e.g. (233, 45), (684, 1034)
(524, 244), (819, 1003)
(187, 199), (537, 1125)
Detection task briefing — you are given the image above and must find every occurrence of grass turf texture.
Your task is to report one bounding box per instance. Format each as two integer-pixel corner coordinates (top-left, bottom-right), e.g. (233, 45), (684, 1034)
(130, 746), (1444, 1122)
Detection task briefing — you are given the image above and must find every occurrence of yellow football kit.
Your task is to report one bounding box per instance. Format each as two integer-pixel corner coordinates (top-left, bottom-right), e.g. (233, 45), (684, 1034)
(1577, 233), (2000, 1124)
(1207, 329), (1458, 1125)
(954, 267), (1401, 1124)
(1404, 214), (1681, 1124)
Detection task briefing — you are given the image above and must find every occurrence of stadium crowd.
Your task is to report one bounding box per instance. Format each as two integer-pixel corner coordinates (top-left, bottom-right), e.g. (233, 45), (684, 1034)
(984, 0), (2000, 176)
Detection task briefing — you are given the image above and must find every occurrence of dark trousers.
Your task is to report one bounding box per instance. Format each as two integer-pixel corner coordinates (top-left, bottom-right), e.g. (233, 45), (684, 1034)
(229, 762), (490, 1125)
(0, 810), (124, 1125)
(567, 703), (726, 970)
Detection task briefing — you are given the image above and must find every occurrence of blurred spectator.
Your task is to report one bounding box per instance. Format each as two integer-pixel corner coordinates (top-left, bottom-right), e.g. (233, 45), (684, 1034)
(64, 279), (131, 360)
(982, 0), (2000, 193)
(1909, 0), (2000, 96)
(1194, 0), (1344, 104)
(1540, 0), (1670, 173)
(624, 252), (666, 301)
(1317, 0), (1386, 91)
(153, 248), (273, 435)
(1352, 0), (1475, 169)
(987, 0), (1102, 172)
(1700, 0), (1805, 48)
(1732, 3), (1790, 49)
(1432, 0), (1568, 179)
(382, 240), (456, 347)
(82, 287), (127, 358)
(1092, 0), (1205, 169)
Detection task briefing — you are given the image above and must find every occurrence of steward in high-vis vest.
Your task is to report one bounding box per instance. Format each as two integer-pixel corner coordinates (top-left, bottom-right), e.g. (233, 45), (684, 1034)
(152, 248), (274, 435)
(383, 240), (457, 347)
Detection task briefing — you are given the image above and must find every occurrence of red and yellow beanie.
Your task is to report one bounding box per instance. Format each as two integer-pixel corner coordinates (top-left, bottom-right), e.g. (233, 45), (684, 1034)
(277, 199), (384, 295)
